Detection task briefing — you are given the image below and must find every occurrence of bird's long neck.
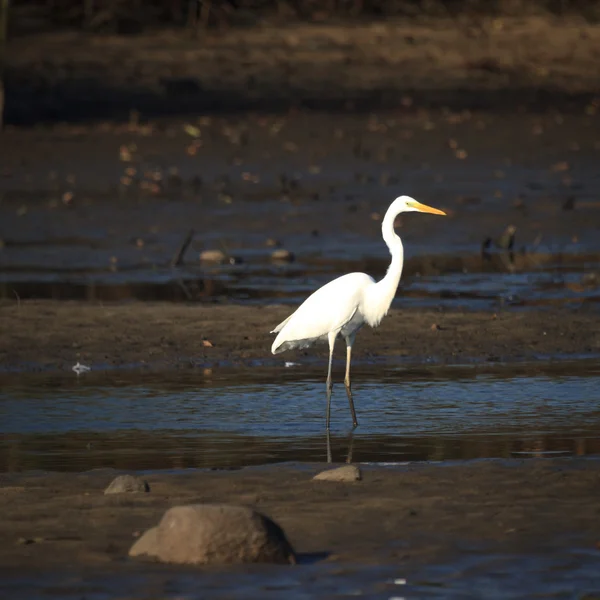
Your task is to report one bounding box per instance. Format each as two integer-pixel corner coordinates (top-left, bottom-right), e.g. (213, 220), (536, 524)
(364, 207), (404, 327)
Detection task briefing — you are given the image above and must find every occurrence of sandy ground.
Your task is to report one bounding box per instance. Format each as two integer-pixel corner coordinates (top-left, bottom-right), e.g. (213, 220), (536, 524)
(1, 301), (599, 373)
(0, 459), (599, 589)
(6, 16), (600, 124)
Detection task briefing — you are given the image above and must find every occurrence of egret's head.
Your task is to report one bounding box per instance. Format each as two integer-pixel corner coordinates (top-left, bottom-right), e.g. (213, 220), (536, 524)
(392, 195), (446, 216)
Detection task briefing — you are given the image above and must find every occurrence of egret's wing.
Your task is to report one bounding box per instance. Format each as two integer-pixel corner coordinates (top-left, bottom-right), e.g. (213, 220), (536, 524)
(271, 272), (373, 353)
(270, 314), (292, 334)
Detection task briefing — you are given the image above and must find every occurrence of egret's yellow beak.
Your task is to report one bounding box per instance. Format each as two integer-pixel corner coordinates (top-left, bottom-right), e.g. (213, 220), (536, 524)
(410, 200), (446, 216)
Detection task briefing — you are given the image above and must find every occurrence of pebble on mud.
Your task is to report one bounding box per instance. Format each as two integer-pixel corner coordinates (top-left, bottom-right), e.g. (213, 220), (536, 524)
(199, 249), (227, 263)
(271, 248), (295, 263)
(128, 504), (296, 566)
(313, 465), (362, 482)
(104, 474), (150, 495)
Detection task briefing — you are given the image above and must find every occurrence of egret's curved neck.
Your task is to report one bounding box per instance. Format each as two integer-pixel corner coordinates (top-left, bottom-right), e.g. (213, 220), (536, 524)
(378, 206), (405, 291)
(363, 206), (405, 327)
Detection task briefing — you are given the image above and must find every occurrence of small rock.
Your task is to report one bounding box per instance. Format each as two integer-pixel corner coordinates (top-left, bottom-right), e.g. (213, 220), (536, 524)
(199, 249), (242, 265)
(313, 465), (362, 482)
(104, 474), (150, 495)
(129, 504), (295, 565)
(271, 249), (295, 263)
(199, 249), (227, 263)
(129, 527), (159, 558)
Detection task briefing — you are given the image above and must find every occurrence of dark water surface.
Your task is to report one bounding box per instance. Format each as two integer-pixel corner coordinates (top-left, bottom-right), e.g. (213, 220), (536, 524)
(2, 362), (599, 472)
(1, 112), (600, 311)
(1, 537), (599, 600)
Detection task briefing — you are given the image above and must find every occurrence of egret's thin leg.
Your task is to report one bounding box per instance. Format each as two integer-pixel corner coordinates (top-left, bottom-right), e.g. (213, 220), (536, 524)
(326, 428), (332, 463)
(325, 332), (336, 430)
(344, 335), (358, 428)
(345, 429), (355, 464)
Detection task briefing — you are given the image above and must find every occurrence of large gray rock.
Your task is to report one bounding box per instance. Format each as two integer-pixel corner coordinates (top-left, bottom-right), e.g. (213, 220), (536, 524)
(104, 474), (150, 494)
(313, 464), (362, 482)
(129, 527), (159, 558)
(129, 504), (296, 565)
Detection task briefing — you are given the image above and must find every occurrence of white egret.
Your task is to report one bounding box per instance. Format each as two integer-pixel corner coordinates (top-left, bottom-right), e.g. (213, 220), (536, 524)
(270, 195), (446, 430)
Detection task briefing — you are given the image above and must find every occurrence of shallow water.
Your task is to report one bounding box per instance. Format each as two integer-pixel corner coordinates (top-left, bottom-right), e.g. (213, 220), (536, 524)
(2, 249), (600, 311)
(2, 544), (599, 600)
(2, 363), (599, 472)
(1, 112), (600, 311)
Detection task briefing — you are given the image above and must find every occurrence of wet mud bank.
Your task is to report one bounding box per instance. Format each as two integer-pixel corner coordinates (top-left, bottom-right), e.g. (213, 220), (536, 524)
(1, 301), (599, 373)
(6, 16), (600, 124)
(1, 459), (599, 597)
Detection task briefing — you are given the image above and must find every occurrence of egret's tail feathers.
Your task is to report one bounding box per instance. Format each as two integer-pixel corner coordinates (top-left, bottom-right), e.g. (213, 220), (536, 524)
(270, 314), (292, 335)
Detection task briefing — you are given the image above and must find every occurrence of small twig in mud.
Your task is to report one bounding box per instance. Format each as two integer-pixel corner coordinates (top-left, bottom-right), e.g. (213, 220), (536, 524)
(171, 229), (195, 267)
(12, 288), (20, 310)
(175, 279), (193, 300)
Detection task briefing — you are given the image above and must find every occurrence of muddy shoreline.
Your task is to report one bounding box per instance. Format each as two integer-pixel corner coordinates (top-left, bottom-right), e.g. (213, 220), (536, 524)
(6, 16), (600, 124)
(0, 301), (598, 373)
(1, 459), (599, 597)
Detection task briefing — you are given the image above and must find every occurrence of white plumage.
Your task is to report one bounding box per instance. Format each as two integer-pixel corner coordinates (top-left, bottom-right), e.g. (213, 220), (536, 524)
(270, 195), (446, 431)
(271, 272), (373, 354)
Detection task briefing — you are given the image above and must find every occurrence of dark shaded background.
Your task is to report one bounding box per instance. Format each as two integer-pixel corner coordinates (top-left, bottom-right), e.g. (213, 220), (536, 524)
(4, 0), (600, 125)
(11, 0), (600, 35)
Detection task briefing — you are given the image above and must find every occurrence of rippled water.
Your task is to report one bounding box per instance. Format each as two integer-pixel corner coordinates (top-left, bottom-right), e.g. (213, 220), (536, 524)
(2, 112), (600, 311)
(2, 546), (599, 600)
(2, 363), (599, 472)
(2, 250), (599, 311)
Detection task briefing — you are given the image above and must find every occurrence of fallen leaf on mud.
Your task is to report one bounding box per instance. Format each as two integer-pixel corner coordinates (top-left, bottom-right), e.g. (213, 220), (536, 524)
(566, 283), (585, 293)
(183, 124), (201, 138)
(119, 145), (134, 162)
